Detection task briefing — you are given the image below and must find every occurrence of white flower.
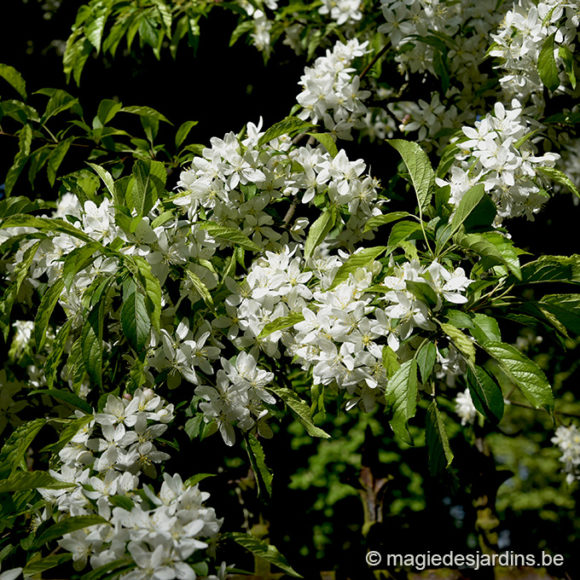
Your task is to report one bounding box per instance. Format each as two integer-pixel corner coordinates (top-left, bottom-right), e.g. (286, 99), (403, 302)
(455, 389), (478, 425)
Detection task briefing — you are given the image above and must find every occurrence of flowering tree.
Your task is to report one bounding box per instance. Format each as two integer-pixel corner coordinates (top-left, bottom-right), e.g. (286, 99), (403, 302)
(0, 0), (579, 577)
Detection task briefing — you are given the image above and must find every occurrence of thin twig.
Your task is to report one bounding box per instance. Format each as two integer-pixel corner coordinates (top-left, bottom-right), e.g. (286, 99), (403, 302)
(360, 44), (391, 80)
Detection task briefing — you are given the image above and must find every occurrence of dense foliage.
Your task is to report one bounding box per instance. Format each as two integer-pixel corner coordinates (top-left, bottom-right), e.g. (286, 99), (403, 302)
(0, 0), (580, 578)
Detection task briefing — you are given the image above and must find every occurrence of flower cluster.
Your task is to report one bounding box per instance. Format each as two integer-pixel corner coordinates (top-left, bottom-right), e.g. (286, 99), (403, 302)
(319, 0), (362, 26)
(297, 39), (370, 139)
(490, 0), (579, 112)
(441, 101), (559, 221)
(39, 389), (222, 577)
(552, 424), (580, 484)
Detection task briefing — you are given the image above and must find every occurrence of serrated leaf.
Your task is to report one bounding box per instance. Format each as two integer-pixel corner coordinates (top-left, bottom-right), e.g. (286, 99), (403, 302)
(129, 159), (166, 217)
(538, 32), (559, 92)
(267, 386), (330, 438)
(109, 495), (135, 511)
(259, 313), (304, 338)
(87, 163), (116, 198)
(85, 2), (110, 53)
(32, 389), (92, 414)
(184, 473), (215, 487)
(228, 533), (302, 578)
(386, 360), (418, 445)
(388, 139), (434, 213)
(1, 214), (95, 244)
(481, 341), (553, 409)
(521, 255), (580, 284)
(416, 341), (437, 383)
(62, 243), (101, 291)
(0, 419), (46, 478)
(406, 280), (438, 308)
(34, 278), (64, 350)
(363, 211), (412, 232)
(539, 293), (580, 335)
(0, 471), (73, 493)
(426, 400), (453, 475)
(246, 434), (272, 497)
(466, 365), (504, 422)
(456, 232), (509, 269)
(175, 120), (198, 148)
(538, 166), (580, 199)
(124, 256), (162, 331)
(97, 99), (123, 125)
(23, 553), (72, 576)
(200, 222), (262, 253)
(304, 208), (335, 261)
(382, 345), (400, 378)
(40, 89), (79, 123)
(47, 138), (73, 187)
(330, 246), (386, 289)
(440, 322), (475, 365)
(470, 313), (501, 344)
(45, 320), (72, 388)
(121, 287), (150, 354)
(185, 269), (214, 309)
(258, 116), (315, 147)
(121, 105), (172, 125)
(387, 221), (422, 248)
(308, 133), (338, 157)
(0, 63), (26, 98)
(34, 515), (107, 547)
(448, 183), (485, 238)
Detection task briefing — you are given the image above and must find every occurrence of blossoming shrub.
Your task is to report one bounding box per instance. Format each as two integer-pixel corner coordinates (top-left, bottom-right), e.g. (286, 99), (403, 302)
(0, 0), (579, 577)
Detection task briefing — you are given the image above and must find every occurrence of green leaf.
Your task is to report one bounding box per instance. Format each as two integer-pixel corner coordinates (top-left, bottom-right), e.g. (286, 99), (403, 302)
(0, 63), (26, 98)
(62, 243), (101, 291)
(40, 89), (80, 123)
(387, 221), (422, 248)
(246, 434), (273, 497)
(23, 553), (72, 576)
(363, 211), (413, 233)
(228, 533), (303, 578)
(258, 116), (315, 147)
(559, 45), (576, 89)
(0, 471), (73, 493)
(470, 313), (501, 344)
(34, 278), (64, 350)
(267, 386), (330, 438)
(386, 360), (418, 445)
(259, 313), (304, 338)
(87, 163), (116, 198)
(184, 473), (215, 487)
(124, 256), (162, 331)
(416, 341), (437, 384)
(539, 293), (580, 335)
(1, 215), (95, 244)
(382, 345), (400, 378)
(426, 400), (453, 475)
(81, 558), (134, 580)
(481, 341), (553, 409)
(185, 269), (214, 309)
(96, 99), (123, 125)
(34, 515), (107, 547)
(121, 105), (172, 125)
(456, 232), (510, 270)
(537, 166), (580, 199)
(304, 208), (336, 261)
(47, 138), (74, 187)
(405, 280), (438, 308)
(307, 133), (337, 157)
(538, 32), (559, 92)
(0, 419), (46, 478)
(31, 389), (92, 414)
(45, 320), (72, 388)
(0, 240), (41, 339)
(128, 159), (166, 217)
(175, 120), (198, 148)
(466, 365), (504, 423)
(521, 255), (580, 284)
(81, 280), (112, 389)
(439, 322), (475, 365)
(108, 495), (135, 511)
(448, 183), (485, 238)
(388, 139), (435, 213)
(121, 286), (151, 354)
(200, 222), (262, 253)
(85, 2), (110, 53)
(329, 246), (387, 289)
(41, 414), (93, 456)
